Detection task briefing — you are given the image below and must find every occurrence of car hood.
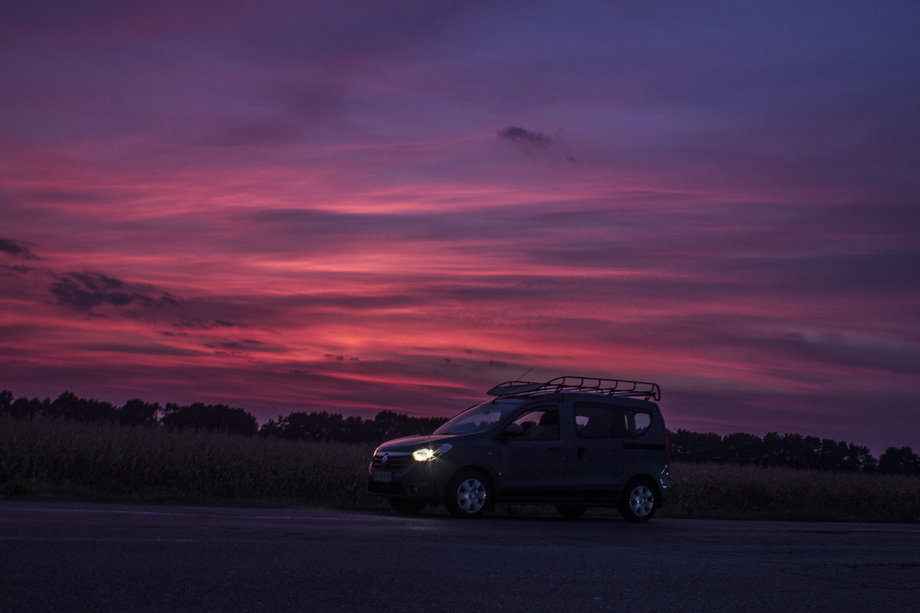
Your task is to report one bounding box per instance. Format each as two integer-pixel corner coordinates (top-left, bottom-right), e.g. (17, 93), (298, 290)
(374, 433), (457, 453)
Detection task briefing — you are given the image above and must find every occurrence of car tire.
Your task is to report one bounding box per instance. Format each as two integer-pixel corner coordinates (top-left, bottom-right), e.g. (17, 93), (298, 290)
(555, 504), (588, 518)
(388, 497), (427, 515)
(445, 470), (491, 518)
(618, 478), (658, 522)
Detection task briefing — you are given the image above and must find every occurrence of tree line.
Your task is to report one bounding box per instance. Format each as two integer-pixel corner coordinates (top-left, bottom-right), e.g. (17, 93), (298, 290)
(0, 390), (446, 443)
(1, 390), (258, 436)
(2, 389), (918, 475)
(669, 429), (888, 472)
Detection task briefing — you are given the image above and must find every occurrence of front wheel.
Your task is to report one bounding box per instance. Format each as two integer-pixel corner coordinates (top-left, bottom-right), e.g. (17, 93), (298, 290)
(618, 479), (658, 522)
(445, 470), (491, 518)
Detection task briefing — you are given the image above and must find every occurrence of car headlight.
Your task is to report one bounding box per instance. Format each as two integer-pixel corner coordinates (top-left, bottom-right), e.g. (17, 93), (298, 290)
(412, 443), (452, 462)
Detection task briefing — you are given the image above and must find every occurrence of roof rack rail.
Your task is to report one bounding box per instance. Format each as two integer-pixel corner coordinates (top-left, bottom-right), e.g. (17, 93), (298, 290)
(487, 376), (660, 401)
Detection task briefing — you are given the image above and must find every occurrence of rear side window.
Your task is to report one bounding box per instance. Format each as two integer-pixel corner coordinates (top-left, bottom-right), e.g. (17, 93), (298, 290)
(574, 403), (625, 438)
(574, 402), (653, 438)
(628, 410), (652, 436)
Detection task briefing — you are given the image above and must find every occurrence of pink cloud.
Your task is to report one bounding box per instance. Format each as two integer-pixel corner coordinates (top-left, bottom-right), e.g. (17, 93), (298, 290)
(2, 1), (919, 457)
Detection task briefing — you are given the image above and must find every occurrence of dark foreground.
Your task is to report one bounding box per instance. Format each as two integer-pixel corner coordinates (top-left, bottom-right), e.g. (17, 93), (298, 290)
(1, 501), (918, 612)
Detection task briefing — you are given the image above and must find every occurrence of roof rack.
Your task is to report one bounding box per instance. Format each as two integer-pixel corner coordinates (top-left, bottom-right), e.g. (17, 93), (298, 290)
(487, 376), (660, 401)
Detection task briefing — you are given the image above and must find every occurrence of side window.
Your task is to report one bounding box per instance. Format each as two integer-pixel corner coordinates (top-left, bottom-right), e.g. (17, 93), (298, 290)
(627, 410), (652, 436)
(574, 403), (626, 439)
(509, 407), (559, 440)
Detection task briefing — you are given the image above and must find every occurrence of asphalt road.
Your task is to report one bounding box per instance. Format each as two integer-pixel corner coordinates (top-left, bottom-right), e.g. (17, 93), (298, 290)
(1, 501), (918, 612)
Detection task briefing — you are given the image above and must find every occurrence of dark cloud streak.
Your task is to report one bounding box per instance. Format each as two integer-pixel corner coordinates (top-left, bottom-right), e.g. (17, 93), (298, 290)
(498, 126), (554, 152)
(0, 237), (37, 259)
(50, 271), (179, 312)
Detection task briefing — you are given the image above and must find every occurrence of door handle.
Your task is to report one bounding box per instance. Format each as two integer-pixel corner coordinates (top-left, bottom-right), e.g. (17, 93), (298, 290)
(577, 447), (586, 461)
(547, 447), (561, 453)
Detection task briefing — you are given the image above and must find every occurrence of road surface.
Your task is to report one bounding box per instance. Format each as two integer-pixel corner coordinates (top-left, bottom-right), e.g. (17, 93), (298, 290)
(1, 501), (918, 612)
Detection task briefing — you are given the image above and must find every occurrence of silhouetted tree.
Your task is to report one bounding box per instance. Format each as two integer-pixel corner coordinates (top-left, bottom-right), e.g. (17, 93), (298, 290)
(779, 433), (822, 469)
(258, 409), (447, 444)
(259, 417), (282, 438)
(8, 396), (46, 420)
(761, 432), (785, 467)
(878, 446), (920, 475)
(119, 398), (160, 426)
(371, 410), (446, 442)
(723, 432), (763, 465)
(816, 439), (845, 470)
(160, 402), (257, 436)
(845, 443), (877, 472)
(43, 392), (117, 423)
(667, 429), (724, 463)
(666, 428), (879, 473)
(263, 411), (338, 441)
(342, 415), (369, 443)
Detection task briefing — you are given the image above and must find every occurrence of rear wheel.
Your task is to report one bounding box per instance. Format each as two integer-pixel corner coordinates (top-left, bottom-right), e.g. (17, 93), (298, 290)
(618, 479), (658, 522)
(555, 504), (588, 518)
(445, 470), (491, 518)
(388, 498), (427, 515)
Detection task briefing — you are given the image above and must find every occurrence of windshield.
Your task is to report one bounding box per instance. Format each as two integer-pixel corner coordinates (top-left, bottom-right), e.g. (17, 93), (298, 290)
(434, 398), (526, 435)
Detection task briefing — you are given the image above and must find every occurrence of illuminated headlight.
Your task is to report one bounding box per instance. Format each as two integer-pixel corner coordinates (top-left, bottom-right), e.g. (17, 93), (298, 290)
(412, 443), (452, 462)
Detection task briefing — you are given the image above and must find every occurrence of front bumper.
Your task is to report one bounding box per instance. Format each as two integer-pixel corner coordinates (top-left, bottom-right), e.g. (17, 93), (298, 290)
(367, 454), (451, 500)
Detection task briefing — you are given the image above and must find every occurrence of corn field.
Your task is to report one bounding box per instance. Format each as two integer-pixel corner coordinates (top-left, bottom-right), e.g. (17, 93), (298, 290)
(2, 417), (918, 522)
(0, 417), (381, 509)
(664, 462), (920, 523)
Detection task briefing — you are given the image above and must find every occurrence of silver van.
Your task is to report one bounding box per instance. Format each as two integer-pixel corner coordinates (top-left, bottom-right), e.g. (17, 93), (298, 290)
(367, 376), (671, 521)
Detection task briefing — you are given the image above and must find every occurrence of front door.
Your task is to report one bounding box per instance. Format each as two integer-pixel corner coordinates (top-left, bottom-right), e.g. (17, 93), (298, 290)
(499, 405), (565, 494)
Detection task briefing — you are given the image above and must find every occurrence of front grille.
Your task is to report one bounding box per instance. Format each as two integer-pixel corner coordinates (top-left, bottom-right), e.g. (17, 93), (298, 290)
(372, 452), (413, 470)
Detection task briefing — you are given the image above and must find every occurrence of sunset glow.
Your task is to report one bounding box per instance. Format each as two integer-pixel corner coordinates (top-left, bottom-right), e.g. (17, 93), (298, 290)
(2, 1), (919, 454)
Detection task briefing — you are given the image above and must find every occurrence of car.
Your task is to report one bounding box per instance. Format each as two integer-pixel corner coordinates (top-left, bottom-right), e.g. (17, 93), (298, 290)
(367, 375), (671, 521)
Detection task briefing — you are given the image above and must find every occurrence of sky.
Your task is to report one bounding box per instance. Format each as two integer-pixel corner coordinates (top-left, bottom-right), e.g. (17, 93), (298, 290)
(2, 0), (919, 455)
